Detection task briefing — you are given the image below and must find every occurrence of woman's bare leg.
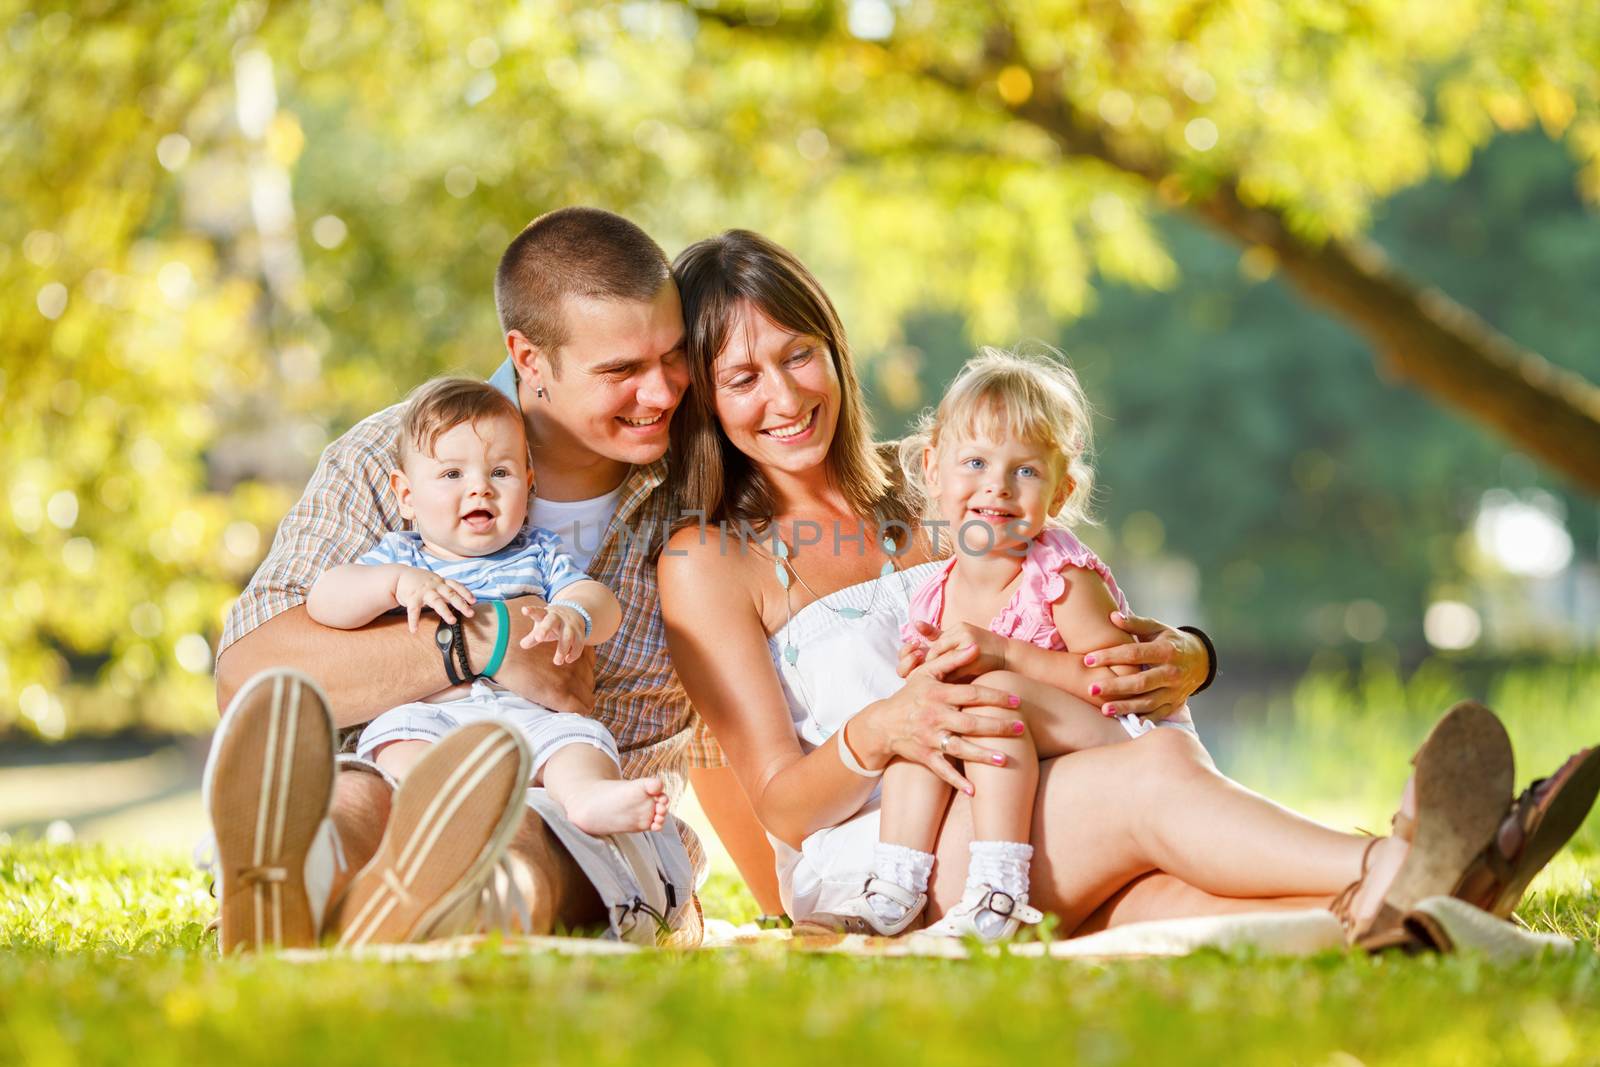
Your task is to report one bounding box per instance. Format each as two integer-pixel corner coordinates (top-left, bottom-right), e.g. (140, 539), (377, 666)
(1103, 729), (1384, 898)
(1074, 872), (1332, 935)
(928, 724), (1384, 931)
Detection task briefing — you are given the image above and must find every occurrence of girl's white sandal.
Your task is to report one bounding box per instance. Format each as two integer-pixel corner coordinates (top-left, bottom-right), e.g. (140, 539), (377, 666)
(920, 885), (1043, 942)
(794, 877), (927, 936)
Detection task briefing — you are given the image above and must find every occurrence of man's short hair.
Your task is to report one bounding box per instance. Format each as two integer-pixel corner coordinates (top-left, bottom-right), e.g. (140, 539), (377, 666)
(399, 376), (525, 463)
(494, 207), (671, 373)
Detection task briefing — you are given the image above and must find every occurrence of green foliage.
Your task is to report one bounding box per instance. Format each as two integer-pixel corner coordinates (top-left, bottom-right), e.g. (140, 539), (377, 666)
(6, 1), (1600, 733)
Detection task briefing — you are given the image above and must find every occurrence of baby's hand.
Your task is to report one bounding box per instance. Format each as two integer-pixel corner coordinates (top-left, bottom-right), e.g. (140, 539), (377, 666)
(393, 567), (476, 632)
(523, 602), (587, 666)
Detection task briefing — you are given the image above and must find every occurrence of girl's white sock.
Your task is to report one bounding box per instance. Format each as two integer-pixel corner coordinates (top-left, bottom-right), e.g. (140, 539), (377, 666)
(966, 840), (1034, 938)
(868, 842), (935, 924)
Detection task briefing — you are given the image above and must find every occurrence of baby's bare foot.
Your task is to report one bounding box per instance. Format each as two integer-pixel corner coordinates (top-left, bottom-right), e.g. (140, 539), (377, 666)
(564, 777), (668, 836)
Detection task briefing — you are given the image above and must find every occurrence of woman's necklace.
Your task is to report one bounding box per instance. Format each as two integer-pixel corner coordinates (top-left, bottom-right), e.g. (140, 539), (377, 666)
(755, 526), (905, 665)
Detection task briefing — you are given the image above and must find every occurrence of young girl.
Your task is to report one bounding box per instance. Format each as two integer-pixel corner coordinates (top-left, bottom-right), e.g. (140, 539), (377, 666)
(817, 347), (1195, 940)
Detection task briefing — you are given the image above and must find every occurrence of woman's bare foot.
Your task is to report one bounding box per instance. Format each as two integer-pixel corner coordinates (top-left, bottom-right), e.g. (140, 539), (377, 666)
(562, 777), (669, 835)
(1345, 779), (1414, 930)
(1336, 702), (1515, 947)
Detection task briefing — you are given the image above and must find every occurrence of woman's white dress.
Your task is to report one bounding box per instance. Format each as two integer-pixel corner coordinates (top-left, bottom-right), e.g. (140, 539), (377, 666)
(766, 562), (941, 923)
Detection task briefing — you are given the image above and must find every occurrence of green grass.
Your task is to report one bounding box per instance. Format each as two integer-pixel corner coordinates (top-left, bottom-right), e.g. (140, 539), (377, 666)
(4, 659), (1600, 1066)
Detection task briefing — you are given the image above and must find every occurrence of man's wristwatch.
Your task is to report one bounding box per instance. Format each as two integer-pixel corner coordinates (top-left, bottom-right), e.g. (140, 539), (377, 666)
(1176, 625), (1218, 694)
(436, 601), (512, 685)
(435, 618), (474, 686)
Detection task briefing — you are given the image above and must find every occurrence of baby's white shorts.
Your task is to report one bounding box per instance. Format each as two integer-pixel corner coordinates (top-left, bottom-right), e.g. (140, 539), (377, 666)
(355, 679), (620, 781)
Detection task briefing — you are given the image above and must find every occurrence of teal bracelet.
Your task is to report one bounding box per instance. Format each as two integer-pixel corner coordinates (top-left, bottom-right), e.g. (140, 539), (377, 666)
(480, 600), (511, 678)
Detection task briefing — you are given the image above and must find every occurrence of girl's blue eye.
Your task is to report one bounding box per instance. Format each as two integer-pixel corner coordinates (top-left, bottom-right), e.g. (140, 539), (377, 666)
(1018, 465), (1038, 478)
(962, 457), (985, 470)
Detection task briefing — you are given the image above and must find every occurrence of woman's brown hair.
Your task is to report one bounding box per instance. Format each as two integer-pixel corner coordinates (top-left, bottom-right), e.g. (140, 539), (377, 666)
(670, 230), (913, 534)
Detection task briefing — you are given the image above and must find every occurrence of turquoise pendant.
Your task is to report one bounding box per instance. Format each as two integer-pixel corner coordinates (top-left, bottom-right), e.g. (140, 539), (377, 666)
(775, 562), (791, 589)
(838, 607), (864, 620)
(880, 561), (895, 578)
(784, 644), (799, 665)
(775, 538), (790, 559)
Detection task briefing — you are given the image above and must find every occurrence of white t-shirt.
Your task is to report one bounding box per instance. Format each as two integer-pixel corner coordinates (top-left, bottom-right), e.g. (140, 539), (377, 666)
(526, 485), (624, 574)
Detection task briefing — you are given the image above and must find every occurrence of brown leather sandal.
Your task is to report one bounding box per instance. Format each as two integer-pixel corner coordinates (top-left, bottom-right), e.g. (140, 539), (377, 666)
(1451, 745), (1600, 918)
(1331, 701), (1514, 951)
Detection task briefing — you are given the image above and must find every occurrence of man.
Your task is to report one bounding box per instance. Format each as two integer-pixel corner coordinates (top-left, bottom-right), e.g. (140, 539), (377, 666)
(211, 207), (727, 947)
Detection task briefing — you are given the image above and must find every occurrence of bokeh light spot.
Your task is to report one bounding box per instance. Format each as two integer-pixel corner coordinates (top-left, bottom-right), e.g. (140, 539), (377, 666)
(1424, 600), (1482, 650)
(311, 214), (348, 249)
(37, 282), (68, 320)
(157, 133), (192, 171)
(1185, 117), (1219, 151)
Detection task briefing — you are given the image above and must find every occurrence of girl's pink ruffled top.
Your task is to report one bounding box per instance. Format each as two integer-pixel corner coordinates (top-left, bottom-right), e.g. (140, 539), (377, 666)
(902, 528), (1193, 726)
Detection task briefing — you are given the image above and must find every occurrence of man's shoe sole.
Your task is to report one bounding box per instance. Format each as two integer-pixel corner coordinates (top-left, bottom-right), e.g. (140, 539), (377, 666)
(336, 722), (532, 947)
(203, 669), (337, 953)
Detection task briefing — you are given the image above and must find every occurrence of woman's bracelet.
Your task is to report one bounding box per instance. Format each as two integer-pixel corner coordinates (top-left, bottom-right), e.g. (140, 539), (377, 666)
(548, 599), (593, 641)
(835, 718), (884, 779)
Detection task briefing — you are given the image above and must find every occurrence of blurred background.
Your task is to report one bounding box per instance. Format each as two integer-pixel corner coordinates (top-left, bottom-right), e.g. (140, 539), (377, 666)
(3, 1), (1599, 861)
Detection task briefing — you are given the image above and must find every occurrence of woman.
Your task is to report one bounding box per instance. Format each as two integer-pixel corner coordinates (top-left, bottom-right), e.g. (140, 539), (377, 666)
(658, 229), (1598, 943)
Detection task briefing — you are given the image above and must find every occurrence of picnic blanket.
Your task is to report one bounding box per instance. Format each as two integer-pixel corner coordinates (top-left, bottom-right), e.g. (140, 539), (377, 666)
(278, 896), (1575, 964)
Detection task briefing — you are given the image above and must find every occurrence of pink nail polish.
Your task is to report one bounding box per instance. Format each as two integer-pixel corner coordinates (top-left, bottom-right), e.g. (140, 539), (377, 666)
(1090, 684), (1102, 696)
(1084, 655), (1097, 667)
(991, 754), (1005, 765)
(964, 785), (975, 796)
(1011, 721), (1025, 735)
(1008, 694), (1021, 708)
(1104, 704), (1117, 715)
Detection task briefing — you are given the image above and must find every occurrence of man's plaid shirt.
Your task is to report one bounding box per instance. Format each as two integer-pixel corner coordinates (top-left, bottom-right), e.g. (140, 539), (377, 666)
(220, 365), (725, 805)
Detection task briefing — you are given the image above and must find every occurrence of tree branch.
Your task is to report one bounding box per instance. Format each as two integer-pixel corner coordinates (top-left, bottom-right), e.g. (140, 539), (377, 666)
(996, 68), (1600, 493)
(699, 7), (1600, 492)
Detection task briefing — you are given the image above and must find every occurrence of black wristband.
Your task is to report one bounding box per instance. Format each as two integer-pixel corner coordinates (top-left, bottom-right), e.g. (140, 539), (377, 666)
(435, 620), (474, 687)
(1177, 626), (1218, 694)
(452, 620), (474, 683)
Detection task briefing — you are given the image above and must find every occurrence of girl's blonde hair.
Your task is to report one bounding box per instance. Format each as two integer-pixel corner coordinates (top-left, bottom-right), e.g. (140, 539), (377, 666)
(899, 346), (1097, 529)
